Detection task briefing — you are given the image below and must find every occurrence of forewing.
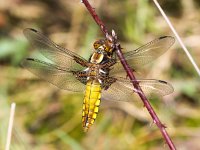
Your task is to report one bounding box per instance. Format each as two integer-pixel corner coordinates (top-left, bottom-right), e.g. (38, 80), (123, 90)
(102, 77), (173, 102)
(23, 28), (87, 71)
(110, 36), (175, 75)
(21, 58), (85, 92)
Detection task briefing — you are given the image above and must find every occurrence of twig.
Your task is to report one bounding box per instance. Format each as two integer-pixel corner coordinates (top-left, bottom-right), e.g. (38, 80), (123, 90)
(152, 0), (200, 77)
(81, 0), (176, 149)
(80, 0), (108, 35)
(5, 103), (16, 150)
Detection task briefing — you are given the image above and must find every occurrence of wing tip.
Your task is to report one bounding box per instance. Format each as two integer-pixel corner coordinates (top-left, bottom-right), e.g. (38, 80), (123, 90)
(159, 36), (168, 39)
(26, 58), (35, 61)
(158, 80), (167, 84)
(23, 28), (38, 37)
(24, 28), (37, 32)
(159, 36), (175, 44)
(159, 35), (175, 40)
(158, 80), (174, 95)
(20, 58), (31, 68)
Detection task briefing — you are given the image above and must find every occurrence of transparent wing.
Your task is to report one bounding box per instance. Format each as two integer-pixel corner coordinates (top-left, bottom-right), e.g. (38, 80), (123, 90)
(102, 77), (173, 102)
(110, 36), (175, 75)
(23, 28), (88, 71)
(21, 58), (85, 92)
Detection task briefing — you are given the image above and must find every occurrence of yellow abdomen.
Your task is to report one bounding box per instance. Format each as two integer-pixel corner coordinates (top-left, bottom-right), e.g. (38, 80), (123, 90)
(82, 79), (101, 132)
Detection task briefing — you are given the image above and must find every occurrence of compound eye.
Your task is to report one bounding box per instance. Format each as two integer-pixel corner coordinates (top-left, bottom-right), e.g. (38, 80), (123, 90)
(104, 46), (109, 51)
(93, 40), (101, 49)
(93, 41), (100, 49)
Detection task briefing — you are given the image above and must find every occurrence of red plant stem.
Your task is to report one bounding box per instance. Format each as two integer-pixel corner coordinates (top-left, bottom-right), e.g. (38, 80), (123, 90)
(115, 44), (176, 150)
(81, 0), (176, 149)
(81, 0), (108, 35)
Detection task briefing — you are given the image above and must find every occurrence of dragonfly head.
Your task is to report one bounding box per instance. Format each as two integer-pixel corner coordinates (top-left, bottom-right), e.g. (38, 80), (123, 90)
(93, 39), (114, 55)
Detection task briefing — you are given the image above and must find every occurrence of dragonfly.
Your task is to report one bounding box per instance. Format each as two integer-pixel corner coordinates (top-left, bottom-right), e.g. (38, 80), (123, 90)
(22, 28), (175, 132)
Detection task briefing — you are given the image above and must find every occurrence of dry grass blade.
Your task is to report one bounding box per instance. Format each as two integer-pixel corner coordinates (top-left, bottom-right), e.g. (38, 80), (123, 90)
(5, 103), (16, 150)
(152, 0), (200, 77)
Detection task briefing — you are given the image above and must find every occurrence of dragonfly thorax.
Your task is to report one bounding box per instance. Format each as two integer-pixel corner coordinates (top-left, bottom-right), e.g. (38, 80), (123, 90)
(84, 51), (108, 83)
(90, 52), (104, 64)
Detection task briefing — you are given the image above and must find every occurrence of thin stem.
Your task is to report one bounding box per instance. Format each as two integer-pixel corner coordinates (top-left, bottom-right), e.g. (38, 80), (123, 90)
(115, 44), (176, 150)
(5, 103), (16, 150)
(81, 0), (176, 150)
(152, 0), (200, 77)
(81, 0), (108, 35)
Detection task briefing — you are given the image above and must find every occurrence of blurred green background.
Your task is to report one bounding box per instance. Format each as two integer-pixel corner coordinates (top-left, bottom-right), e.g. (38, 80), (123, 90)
(0, 0), (200, 149)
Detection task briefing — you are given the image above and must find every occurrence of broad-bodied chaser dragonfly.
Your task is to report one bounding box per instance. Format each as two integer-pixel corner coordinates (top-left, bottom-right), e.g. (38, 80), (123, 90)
(22, 28), (175, 132)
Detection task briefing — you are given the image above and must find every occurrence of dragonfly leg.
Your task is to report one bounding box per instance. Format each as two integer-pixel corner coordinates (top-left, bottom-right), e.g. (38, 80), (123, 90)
(74, 56), (89, 67)
(73, 71), (88, 84)
(102, 77), (117, 90)
(101, 59), (116, 68)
